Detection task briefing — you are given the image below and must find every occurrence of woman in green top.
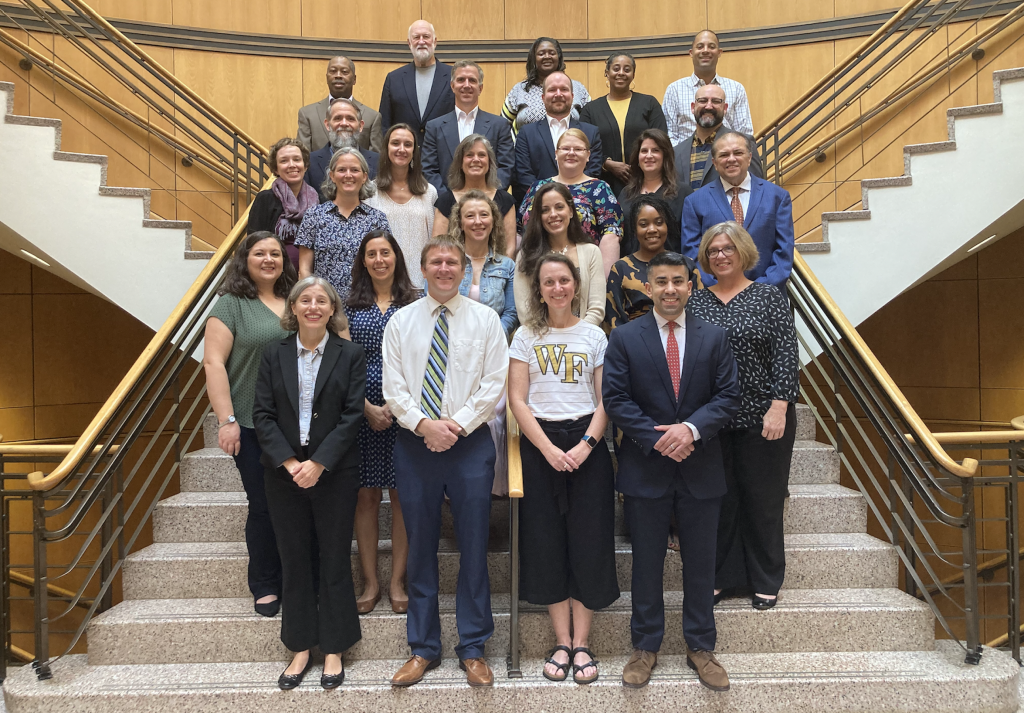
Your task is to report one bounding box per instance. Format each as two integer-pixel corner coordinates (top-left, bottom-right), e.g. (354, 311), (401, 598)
(204, 230), (297, 616)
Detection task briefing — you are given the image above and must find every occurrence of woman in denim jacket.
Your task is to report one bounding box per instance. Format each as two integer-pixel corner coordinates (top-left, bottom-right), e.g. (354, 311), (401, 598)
(447, 189), (517, 494)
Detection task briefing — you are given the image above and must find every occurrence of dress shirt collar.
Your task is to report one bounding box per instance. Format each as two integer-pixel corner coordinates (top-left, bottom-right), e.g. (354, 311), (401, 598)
(456, 106), (479, 123)
(296, 330), (329, 357)
(423, 291), (464, 316)
(689, 73), (721, 87)
(547, 114), (570, 131)
(327, 200), (368, 217)
(721, 172), (752, 196)
(693, 129), (717, 147)
(653, 308), (686, 332)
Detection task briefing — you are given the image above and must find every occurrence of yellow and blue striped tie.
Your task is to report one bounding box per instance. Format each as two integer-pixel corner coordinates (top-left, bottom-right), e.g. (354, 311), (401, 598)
(420, 306), (449, 420)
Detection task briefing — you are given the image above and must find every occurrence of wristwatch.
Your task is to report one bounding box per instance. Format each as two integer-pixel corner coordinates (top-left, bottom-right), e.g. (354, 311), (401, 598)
(581, 435), (598, 449)
(218, 415), (237, 429)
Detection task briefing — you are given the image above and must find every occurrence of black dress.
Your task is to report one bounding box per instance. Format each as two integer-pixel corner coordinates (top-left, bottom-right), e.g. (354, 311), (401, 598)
(616, 183), (692, 257)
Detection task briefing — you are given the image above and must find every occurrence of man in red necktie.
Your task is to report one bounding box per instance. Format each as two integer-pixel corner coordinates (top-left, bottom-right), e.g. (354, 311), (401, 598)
(602, 251), (741, 691)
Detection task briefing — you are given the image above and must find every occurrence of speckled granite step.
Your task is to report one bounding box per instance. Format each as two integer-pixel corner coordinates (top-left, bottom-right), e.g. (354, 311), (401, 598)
(123, 531), (895, 601)
(85, 588), (933, 666)
(7, 643), (1018, 713)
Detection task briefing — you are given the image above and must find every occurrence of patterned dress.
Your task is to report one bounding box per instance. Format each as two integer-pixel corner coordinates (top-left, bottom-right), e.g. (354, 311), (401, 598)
(293, 201), (390, 302)
(347, 303), (400, 488)
(688, 282), (799, 428)
(520, 178), (623, 245)
(604, 255), (654, 331)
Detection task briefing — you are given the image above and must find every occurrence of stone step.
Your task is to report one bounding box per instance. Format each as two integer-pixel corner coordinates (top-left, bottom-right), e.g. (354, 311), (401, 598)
(7, 643), (1017, 713)
(152, 483), (863, 546)
(85, 588), (932, 666)
(123, 532), (896, 600)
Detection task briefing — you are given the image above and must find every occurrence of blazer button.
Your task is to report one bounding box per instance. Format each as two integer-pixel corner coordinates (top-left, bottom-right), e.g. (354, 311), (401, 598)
(313, 413), (319, 419)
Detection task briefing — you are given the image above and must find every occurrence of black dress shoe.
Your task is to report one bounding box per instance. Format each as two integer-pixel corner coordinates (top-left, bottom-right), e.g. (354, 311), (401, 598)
(254, 598), (280, 617)
(752, 594), (778, 610)
(278, 656), (314, 690)
(321, 668), (345, 690)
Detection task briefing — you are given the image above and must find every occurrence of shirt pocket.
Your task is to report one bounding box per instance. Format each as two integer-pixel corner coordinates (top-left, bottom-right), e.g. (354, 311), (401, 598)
(450, 339), (485, 374)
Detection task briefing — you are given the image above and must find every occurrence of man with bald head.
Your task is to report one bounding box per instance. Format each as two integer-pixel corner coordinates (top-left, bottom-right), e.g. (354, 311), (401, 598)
(674, 83), (762, 191)
(663, 30), (753, 144)
(297, 56), (382, 153)
(512, 71), (604, 207)
(379, 20), (456, 142)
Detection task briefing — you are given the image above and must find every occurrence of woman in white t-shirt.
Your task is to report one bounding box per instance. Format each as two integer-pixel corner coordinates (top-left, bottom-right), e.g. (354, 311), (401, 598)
(508, 253), (619, 686)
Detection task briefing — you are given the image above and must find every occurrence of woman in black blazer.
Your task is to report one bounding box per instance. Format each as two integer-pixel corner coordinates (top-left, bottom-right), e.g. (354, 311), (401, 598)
(247, 137), (320, 268)
(579, 54), (669, 197)
(253, 275), (367, 691)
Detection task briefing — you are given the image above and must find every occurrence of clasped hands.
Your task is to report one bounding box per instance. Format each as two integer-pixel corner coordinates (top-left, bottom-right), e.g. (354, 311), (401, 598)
(654, 423), (695, 462)
(542, 440), (593, 473)
(417, 418), (462, 452)
(282, 457), (325, 489)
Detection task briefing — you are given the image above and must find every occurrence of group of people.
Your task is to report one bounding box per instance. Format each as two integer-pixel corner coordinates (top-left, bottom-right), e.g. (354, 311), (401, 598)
(204, 19), (800, 694)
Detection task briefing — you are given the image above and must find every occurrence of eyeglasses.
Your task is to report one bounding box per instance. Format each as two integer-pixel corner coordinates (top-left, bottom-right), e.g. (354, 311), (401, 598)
(557, 146), (590, 154)
(694, 97), (725, 106)
(706, 245), (736, 258)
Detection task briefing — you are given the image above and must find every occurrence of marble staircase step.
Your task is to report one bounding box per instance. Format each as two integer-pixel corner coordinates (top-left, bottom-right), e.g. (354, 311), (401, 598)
(85, 588), (933, 665)
(8, 643), (1017, 713)
(123, 532), (896, 601)
(152, 483), (865, 546)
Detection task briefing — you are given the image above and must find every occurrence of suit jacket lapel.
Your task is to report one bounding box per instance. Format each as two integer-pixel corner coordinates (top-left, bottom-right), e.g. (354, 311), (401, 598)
(279, 339), (300, 416)
(313, 336), (342, 404)
(442, 112), (460, 157)
(401, 65), (418, 118)
(423, 64), (449, 121)
(541, 120), (558, 168)
(676, 312), (705, 409)
(639, 314), (676, 403)
(711, 181), (734, 223)
(745, 176), (765, 228)
(315, 97), (329, 132)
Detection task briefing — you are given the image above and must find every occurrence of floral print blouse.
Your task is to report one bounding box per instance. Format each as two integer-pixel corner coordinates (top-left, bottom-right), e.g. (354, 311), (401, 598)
(520, 178), (623, 246)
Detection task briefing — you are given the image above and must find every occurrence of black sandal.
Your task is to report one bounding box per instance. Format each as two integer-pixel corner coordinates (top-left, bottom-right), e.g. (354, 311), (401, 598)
(571, 646), (599, 684)
(542, 645), (572, 682)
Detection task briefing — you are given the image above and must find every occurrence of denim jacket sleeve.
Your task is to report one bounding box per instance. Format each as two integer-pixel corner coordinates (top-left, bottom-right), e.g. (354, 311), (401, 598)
(499, 258), (518, 338)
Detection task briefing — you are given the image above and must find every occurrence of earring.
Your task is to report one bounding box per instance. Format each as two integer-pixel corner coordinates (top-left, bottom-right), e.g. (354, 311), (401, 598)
(630, 81), (636, 91)
(605, 79), (610, 88)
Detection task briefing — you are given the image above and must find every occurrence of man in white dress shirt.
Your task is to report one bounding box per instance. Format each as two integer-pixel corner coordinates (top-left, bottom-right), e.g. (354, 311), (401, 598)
(663, 30), (754, 144)
(422, 60), (515, 193)
(383, 235), (508, 689)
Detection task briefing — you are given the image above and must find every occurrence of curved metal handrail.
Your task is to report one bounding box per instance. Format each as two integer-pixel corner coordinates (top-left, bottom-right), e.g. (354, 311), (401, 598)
(793, 252), (978, 479)
(25, 177), (271, 492)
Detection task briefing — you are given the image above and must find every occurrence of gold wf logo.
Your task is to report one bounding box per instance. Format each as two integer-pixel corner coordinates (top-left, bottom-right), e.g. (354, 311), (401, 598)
(534, 344), (589, 384)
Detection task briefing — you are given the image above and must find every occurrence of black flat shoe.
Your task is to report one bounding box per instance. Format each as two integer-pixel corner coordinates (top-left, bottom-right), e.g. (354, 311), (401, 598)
(752, 594), (778, 610)
(255, 598), (280, 617)
(321, 669), (345, 689)
(278, 656), (313, 690)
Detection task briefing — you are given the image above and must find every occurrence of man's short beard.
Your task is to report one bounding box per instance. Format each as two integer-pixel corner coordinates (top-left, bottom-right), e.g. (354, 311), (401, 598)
(329, 130), (358, 151)
(696, 111), (722, 129)
(412, 47), (433, 64)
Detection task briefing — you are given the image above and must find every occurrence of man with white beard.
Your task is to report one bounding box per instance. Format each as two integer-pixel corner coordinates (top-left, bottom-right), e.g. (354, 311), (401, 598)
(378, 20), (455, 143)
(304, 98), (380, 202)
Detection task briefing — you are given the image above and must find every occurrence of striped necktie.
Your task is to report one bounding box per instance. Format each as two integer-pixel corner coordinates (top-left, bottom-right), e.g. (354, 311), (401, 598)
(420, 306), (449, 420)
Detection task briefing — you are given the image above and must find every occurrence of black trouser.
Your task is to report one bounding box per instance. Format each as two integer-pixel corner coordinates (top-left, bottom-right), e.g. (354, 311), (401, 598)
(264, 460), (361, 654)
(519, 416), (619, 611)
(234, 427), (282, 600)
(714, 403), (798, 595)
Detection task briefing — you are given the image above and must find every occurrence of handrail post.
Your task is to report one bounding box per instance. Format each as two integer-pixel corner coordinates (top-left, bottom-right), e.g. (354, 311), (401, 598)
(961, 482), (982, 664)
(508, 496), (521, 678)
(1006, 442), (1021, 662)
(31, 489), (51, 680)
(99, 472), (113, 613)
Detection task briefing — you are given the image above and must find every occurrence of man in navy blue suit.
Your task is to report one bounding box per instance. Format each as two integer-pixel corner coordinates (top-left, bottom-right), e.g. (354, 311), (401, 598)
(422, 60), (514, 193)
(682, 131), (794, 288)
(603, 251), (740, 692)
(304, 98), (379, 202)
(379, 20), (456, 143)
(512, 72), (604, 208)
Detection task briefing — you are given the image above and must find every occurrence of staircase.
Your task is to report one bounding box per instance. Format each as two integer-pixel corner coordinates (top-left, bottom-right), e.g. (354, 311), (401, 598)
(802, 67), (1024, 328)
(4, 406), (1018, 711)
(0, 81), (213, 333)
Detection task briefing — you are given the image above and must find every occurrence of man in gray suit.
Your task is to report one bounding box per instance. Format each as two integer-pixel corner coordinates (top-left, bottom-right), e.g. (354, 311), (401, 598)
(297, 56), (383, 154)
(673, 84), (761, 192)
(421, 60), (514, 193)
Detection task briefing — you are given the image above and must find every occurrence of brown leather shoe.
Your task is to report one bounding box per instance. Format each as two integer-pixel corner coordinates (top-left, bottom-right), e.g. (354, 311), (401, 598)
(356, 590), (381, 614)
(621, 649), (657, 688)
(686, 647), (730, 691)
(391, 655), (440, 687)
(459, 657), (494, 687)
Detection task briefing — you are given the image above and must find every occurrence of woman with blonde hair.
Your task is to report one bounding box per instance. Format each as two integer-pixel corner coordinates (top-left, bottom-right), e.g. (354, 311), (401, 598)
(433, 134), (517, 249)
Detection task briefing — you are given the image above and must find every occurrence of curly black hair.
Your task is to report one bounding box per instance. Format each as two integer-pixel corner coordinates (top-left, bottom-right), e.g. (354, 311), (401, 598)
(523, 37), (565, 89)
(217, 231), (296, 299)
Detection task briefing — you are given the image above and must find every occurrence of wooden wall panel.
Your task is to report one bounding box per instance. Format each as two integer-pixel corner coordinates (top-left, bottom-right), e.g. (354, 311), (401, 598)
(87, 0), (172, 23)
(709, 0), (833, 32)
(0, 295), (33, 410)
(422, 0), (505, 41)
(478, 62), (507, 116)
(504, 0), (587, 40)
(587, 0), (705, 41)
(171, 0), (302, 35)
(300, 0), (419, 41)
(835, 0), (905, 17)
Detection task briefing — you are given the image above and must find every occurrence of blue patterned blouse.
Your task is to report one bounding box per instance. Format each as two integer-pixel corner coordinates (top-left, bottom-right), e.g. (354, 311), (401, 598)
(293, 201), (390, 302)
(520, 178), (623, 245)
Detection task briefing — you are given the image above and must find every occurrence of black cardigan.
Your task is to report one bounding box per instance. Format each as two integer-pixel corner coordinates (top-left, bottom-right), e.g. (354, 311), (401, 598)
(579, 93), (668, 196)
(247, 190), (283, 235)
